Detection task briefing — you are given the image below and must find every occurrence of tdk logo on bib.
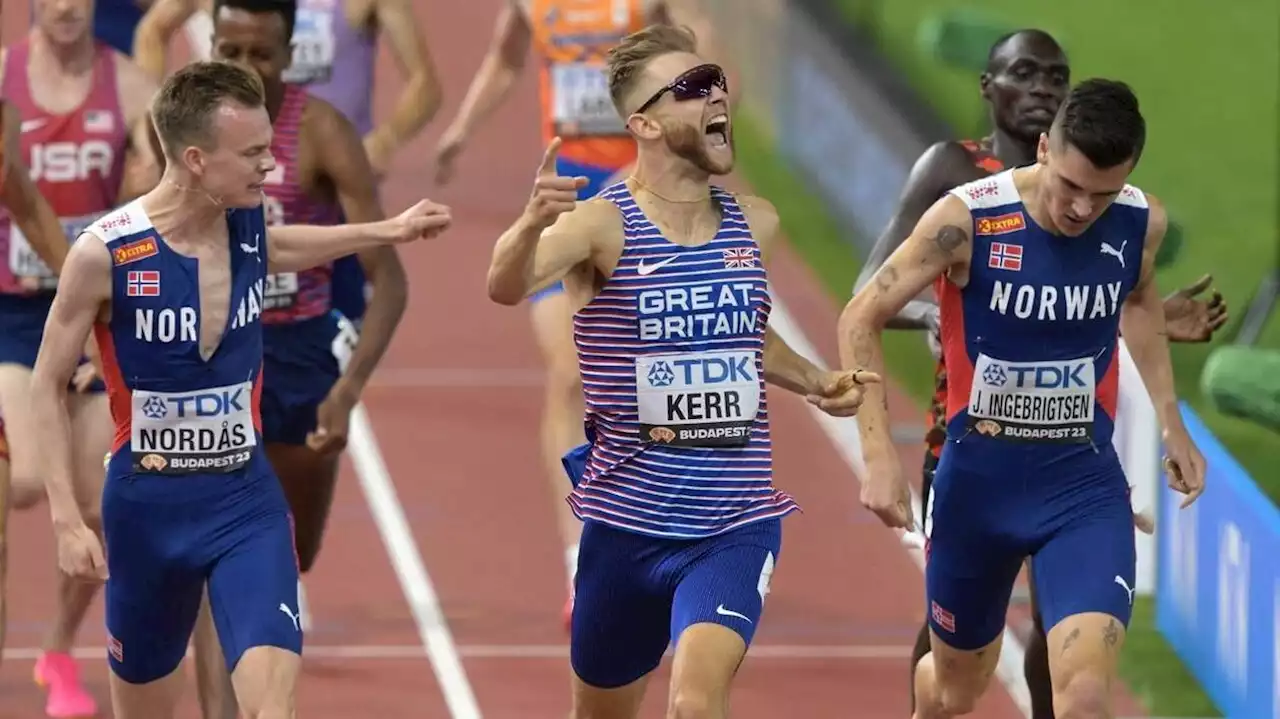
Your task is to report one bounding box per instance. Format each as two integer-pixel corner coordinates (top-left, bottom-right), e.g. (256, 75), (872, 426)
(645, 355), (754, 388)
(635, 350), (761, 448)
(131, 381), (257, 474)
(140, 387), (246, 419)
(981, 361), (1090, 390)
(968, 354), (1096, 443)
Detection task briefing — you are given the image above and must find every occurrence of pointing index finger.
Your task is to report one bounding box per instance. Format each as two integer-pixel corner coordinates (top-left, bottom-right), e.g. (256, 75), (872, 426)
(538, 137), (563, 176)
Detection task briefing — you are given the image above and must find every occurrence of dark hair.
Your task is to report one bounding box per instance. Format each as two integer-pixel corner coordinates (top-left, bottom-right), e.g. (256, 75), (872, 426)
(1050, 78), (1146, 168)
(605, 24), (698, 113)
(151, 61), (266, 157)
(985, 29), (1064, 72)
(212, 0), (297, 42)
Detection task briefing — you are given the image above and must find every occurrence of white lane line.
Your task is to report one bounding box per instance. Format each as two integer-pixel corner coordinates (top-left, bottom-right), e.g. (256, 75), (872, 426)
(1, 643), (911, 661)
(349, 402), (483, 719)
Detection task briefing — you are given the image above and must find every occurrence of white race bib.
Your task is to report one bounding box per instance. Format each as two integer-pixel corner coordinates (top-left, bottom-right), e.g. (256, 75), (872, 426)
(9, 214), (94, 290)
(282, 8), (336, 84)
(131, 381), (257, 474)
(549, 63), (628, 137)
(635, 349), (760, 447)
(264, 272), (299, 310)
(967, 353), (1095, 443)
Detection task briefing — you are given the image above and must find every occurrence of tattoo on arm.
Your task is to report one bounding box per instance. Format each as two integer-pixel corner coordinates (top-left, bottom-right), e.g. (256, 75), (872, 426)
(932, 225), (967, 254)
(874, 264), (899, 293)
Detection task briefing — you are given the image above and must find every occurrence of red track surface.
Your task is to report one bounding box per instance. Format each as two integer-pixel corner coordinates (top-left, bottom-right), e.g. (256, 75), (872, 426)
(0, 1), (1036, 716)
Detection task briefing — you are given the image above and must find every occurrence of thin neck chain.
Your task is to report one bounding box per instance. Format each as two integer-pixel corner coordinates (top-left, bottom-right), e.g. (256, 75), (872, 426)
(627, 176), (711, 204)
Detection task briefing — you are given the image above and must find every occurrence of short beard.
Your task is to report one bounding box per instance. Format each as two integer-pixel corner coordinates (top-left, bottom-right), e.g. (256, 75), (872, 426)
(662, 119), (733, 176)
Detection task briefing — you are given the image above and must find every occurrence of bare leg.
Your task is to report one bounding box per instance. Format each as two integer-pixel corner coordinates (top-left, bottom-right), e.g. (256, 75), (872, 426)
(913, 630), (1003, 719)
(1047, 612), (1125, 719)
(192, 588), (239, 719)
(109, 667), (186, 719)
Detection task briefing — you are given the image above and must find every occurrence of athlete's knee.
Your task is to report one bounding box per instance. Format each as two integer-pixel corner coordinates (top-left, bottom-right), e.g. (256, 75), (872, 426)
(1052, 670), (1109, 719)
(667, 687), (723, 719)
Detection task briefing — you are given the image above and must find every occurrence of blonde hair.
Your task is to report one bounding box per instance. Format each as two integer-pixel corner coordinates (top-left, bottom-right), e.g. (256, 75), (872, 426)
(151, 61), (266, 157)
(605, 24), (698, 113)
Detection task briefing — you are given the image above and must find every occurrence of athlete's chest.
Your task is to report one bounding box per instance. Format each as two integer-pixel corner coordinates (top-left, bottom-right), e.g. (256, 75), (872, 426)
(115, 235), (266, 365)
(531, 0), (640, 53)
(968, 217), (1140, 331)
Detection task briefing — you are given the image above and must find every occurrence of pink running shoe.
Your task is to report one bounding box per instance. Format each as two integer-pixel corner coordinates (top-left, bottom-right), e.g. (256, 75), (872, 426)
(34, 651), (98, 718)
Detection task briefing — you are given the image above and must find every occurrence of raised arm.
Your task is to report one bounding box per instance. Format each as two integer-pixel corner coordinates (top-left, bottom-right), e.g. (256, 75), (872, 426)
(365, 0), (443, 176)
(854, 141), (974, 330)
(432, 1), (532, 184)
(312, 100), (407, 409)
(133, 0), (201, 80)
(486, 138), (610, 304)
(31, 236), (112, 529)
(838, 193), (972, 527)
(267, 199), (451, 274)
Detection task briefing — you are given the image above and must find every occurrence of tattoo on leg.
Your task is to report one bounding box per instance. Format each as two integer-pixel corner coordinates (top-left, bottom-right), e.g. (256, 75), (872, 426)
(1103, 619), (1120, 649)
(932, 225), (967, 254)
(1060, 627), (1081, 656)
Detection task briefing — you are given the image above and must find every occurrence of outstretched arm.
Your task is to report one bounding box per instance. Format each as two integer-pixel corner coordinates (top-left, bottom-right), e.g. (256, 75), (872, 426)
(31, 236), (113, 527)
(838, 194), (972, 461)
(267, 200), (450, 274)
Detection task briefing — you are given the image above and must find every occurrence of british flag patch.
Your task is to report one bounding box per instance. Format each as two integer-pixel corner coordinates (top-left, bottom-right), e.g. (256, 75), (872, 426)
(722, 247), (756, 269)
(987, 242), (1023, 271)
(126, 270), (160, 297)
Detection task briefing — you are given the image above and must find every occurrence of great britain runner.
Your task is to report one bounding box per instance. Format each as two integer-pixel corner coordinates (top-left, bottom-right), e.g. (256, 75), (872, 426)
(28, 61), (450, 718)
(487, 24), (877, 717)
(840, 79), (1207, 718)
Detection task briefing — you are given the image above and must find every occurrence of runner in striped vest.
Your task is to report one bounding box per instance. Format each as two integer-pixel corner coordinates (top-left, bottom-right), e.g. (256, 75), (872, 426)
(486, 24), (879, 718)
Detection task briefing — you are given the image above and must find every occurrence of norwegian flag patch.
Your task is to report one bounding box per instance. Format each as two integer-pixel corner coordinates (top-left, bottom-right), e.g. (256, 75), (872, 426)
(987, 242), (1023, 272)
(722, 247), (756, 269)
(126, 270), (160, 297)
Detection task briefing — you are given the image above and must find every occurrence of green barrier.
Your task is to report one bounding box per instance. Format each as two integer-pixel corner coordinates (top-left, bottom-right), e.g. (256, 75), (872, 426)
(1156, 218), (1183, 269)
(1201, 345), (1280, 433)
(916, 10), (1017, 72)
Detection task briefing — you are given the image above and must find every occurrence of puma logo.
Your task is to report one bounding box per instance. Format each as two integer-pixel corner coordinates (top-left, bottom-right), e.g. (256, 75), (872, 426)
(279, 602), (301, 631)
(1114, 575), (1135, 606)
(240, 234), (260, 254)
(1100, 240), (1127, 268)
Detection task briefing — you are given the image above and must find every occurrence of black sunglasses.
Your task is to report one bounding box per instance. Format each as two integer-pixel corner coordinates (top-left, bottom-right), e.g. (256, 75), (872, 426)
(634, 63), (728, 115)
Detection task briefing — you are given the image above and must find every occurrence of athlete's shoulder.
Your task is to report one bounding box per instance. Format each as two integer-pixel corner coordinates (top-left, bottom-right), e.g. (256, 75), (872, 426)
(731, 192), (779, 234)
(86, 200), (154, 245)
(947, 168), (1020, 210)
(1113, 183), (1150, 210)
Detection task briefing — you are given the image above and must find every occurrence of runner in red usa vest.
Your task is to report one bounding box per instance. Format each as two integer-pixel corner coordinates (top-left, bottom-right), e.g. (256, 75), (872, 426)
(840, 79), (1207, 719)
(26, 61), (450, 719)
(0, 1), (159, 712)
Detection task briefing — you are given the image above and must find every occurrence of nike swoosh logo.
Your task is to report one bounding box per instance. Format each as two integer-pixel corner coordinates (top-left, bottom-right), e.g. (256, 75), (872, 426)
(20, 119), (46, 134)
(636, 255), (678, 276)
(715, 604), (752, 623)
